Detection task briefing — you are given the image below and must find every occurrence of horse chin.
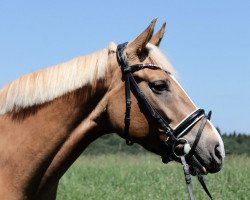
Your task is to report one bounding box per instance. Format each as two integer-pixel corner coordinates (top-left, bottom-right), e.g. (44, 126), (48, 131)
(189, 165), (208, 176)
(189, 156), (208, 176)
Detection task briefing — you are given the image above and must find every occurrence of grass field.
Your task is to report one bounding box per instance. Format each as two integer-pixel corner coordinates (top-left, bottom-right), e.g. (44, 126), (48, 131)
(57, 154), (250, 200)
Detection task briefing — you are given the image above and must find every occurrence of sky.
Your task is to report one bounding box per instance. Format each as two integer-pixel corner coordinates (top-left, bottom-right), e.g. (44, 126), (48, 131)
(0, 1), (249, 133)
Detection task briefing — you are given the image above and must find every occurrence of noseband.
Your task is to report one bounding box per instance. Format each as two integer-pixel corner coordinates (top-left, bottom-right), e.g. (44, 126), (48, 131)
(117, 42), (214, 200)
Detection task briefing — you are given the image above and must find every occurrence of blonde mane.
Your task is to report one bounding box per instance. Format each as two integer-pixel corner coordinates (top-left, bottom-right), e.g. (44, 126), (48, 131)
(0, 42), (175, 115)
(0, 45), (113, 115)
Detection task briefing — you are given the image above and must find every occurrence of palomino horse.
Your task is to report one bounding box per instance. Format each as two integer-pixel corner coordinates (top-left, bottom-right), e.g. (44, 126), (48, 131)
(0, 19), (224, 200)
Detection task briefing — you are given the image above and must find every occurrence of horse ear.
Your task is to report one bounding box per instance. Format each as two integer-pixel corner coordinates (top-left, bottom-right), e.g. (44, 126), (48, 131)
(149, 22), (166, 46)
(127, 18), (157, 55)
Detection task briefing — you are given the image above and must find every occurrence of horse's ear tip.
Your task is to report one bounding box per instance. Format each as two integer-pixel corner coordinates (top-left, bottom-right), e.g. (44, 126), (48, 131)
(161, 22), (167, 34)
(148, 20), (167, 46)
(151, 17), (158, 26)
(152, 17), (158, 22)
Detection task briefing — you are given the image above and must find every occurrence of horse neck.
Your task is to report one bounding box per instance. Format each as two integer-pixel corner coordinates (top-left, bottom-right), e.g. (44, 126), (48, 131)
(37, 83), (110, 192)
(0, 80), (110, 197)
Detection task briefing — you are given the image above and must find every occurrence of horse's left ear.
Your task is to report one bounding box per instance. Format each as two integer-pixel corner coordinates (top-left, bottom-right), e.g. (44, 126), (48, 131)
(126, 18), (157, 55)
(149, 22), (166, 46)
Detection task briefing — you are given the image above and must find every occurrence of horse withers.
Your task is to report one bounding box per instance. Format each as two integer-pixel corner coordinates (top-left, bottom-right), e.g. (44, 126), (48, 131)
(0, 19), (224, 199)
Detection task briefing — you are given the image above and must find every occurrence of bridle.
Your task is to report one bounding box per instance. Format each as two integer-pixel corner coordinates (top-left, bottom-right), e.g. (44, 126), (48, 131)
(117, 42), (214, 200)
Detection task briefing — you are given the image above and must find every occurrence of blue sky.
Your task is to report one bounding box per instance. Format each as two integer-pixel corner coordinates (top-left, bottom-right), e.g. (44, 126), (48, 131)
(0, 1), (249, 133)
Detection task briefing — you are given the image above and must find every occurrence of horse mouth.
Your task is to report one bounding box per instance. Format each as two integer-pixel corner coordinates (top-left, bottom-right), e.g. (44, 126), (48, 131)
(167, 143), (208, 175)
(189, 164), (207, 176)
(189, 156), (208, 176)
(161, 154), (208, 175)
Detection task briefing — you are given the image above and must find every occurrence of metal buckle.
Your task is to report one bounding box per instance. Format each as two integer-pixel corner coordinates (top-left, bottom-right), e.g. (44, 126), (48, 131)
(172, 138), (191, 158)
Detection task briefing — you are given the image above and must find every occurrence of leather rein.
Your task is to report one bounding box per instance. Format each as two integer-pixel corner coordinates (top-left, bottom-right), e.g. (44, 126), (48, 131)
(116, 42), (214, 200)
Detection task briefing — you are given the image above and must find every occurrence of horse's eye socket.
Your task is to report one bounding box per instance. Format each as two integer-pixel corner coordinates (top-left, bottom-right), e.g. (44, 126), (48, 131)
(149, 81), (169, 93)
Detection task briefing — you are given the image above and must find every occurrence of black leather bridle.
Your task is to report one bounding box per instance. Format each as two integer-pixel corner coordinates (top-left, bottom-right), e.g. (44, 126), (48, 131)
(117, 42), (214, 200)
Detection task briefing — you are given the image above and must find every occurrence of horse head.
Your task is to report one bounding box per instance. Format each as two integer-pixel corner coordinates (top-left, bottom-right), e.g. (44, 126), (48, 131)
(107, 18), (225, 175)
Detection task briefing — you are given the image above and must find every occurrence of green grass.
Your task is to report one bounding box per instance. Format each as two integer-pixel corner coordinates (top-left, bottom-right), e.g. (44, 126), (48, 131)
(57, 154), (250, 200)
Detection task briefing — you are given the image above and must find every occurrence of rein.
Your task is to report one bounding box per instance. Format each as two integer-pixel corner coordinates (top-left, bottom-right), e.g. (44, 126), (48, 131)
(117, 42), (214, 200)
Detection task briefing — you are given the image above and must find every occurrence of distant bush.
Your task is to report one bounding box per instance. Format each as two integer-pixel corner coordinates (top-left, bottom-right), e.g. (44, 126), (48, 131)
(222, 133), (250, 156)
(83, 133), (147, 155)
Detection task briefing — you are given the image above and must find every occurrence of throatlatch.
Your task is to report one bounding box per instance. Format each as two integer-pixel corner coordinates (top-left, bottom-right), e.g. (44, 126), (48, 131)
(117, 42), (214, 200)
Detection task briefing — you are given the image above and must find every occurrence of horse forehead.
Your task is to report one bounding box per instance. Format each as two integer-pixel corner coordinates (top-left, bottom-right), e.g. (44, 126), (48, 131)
(135, 68), (167, 80)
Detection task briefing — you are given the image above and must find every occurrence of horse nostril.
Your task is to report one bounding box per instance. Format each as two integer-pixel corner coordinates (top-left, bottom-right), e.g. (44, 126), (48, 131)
(208, 144), (224, 173)
(215, 145), (223, 162)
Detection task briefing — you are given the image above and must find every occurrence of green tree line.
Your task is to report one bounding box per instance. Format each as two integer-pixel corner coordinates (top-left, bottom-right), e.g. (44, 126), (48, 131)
(83, 131), (250, 156)
(221, 133), (250, 156)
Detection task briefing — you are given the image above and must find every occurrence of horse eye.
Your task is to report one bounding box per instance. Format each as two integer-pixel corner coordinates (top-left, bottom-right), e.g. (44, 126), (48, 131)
(149, 80), (169, 94)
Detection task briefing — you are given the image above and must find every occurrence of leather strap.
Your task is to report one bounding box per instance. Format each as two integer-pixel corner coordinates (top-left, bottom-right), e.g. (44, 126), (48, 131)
(174, 109), (205, 138)
(197, 175), (214, 200)
(181, 156), (195, 200)
(187, 116), (208, 159)
(117, 42), (133, 145)
(128, 75), (177, 142)
(181, 155), (214, 200)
